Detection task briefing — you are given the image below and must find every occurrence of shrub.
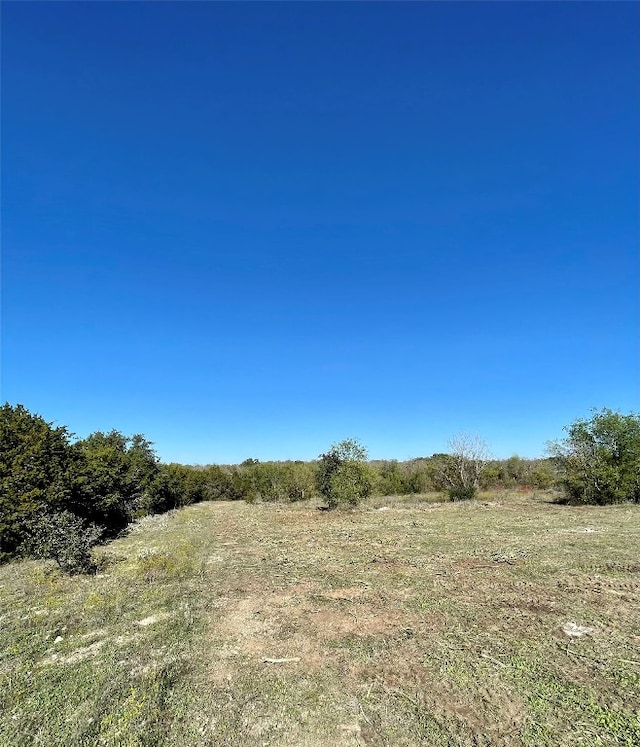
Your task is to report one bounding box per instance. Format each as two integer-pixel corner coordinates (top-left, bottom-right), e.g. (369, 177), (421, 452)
(549, 409), (640, 505)
(22, 510), (103, 574)
(316, 439), (372, 509)
(529, 461), (557, 490)
(448, 485), (477, 502)
(329, 461), (373, 506)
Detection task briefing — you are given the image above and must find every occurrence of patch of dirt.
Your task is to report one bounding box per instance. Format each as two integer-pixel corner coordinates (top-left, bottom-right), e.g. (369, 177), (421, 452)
(302, 606), (401, 639)
(136, 612), (171, 627)
(80, 628), (108, 640)
(41, 640), (105, 666)
(207, 580), (422, 680)
(325, 587), (368, 600)
(453, 558), (501, 570)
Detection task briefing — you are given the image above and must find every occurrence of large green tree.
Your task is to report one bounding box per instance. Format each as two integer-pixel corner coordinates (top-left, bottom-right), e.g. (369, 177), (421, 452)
(549, 409), (640, 504)
(74, 430), (160, 531)
(0, 404), (83, 560)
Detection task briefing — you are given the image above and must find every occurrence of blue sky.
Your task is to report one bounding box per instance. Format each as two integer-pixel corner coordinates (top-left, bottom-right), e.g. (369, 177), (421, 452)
(2, 2), (638, 463)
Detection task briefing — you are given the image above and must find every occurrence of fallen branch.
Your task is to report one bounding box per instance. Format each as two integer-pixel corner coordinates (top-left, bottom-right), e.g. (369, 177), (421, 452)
(480, 652), (507, 668)
(381, 684), (420, 707)
(263, 657), (301, 664)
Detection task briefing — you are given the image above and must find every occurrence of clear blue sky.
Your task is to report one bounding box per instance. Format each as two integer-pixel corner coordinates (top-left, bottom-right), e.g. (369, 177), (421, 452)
(2, 2), (638, 463)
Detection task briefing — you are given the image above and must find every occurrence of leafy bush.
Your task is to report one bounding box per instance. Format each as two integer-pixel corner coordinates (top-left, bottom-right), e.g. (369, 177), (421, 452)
(0, 404), (170, 562)
(143, 463), (215, 515)
(279, 461), (317, 502)
(329, 461), (373, 506)
(231, 460), (318, 503)
(448, 485), (477, 501)
(529, 461), (557, 490)
(374, 460), (407, 496)
(549, 409), (640, 504)
(316, 439), (372, 509)
(22, 510), (103, 574)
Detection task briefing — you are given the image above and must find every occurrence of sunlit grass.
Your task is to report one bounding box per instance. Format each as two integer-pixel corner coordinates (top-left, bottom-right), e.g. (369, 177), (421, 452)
(1, 491), (639, 745)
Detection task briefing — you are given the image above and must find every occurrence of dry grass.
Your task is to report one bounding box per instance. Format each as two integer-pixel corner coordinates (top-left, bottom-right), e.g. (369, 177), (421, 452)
(1, 491), (639, 745)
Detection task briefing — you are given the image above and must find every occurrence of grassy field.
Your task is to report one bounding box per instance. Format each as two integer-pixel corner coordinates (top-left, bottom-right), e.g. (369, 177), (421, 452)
(1, 491), (639, 746)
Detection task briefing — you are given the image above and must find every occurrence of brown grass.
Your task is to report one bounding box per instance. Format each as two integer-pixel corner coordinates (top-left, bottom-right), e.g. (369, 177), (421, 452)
(1, 491), (639, 746)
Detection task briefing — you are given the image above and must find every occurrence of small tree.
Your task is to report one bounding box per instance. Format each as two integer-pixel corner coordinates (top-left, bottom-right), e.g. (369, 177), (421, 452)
(549, 409), (640, 504)
(316, 439), (372, 509)
(443, 433), (491, 500)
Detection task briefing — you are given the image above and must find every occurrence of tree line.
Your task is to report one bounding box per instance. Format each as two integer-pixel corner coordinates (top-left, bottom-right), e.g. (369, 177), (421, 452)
(1, 403), (638, 571)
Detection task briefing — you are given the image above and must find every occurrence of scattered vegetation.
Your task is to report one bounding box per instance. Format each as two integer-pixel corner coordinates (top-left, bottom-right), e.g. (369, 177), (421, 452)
(2, 403), (639, 575)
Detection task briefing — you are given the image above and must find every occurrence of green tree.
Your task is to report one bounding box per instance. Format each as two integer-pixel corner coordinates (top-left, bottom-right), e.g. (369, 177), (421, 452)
(529, 460), (556, 489)
(504, 455), (526, 486)
(231, 459), (262, 502)
(74, 430), (160, 532)
(228, 460), (315, 503)
(549, 409), (640, 504)
(251, 462), (288, 502)
(424, 454), (455, 492)
(143, 463), (210, 514)
(0, 403), (79, 560)
(316, 439), (372, 508)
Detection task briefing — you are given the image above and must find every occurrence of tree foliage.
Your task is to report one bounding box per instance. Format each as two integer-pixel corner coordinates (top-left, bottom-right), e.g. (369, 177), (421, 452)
(74, 430), (160, 532)
(0, 404), (164, 568)
(316, 439), (372, 508)
(480, 456), (556, 490)
(0, 404), (79, 561)
(549, 409), (640, 504)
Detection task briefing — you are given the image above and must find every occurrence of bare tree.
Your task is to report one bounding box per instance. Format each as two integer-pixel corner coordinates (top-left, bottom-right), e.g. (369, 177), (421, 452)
(444, 433), (491, 499)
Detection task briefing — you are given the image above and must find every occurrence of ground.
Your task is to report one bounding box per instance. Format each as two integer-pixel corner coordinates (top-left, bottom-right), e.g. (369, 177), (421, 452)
(1, 491), (639, 746)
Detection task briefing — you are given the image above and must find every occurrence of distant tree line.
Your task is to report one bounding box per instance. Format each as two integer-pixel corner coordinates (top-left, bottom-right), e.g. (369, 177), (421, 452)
(1, 403), (638, 570)
(371, 453), (556, 496)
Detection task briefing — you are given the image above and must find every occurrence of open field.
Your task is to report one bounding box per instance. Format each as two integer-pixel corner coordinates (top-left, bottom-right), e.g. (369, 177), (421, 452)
(1, 491), (639, 746)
